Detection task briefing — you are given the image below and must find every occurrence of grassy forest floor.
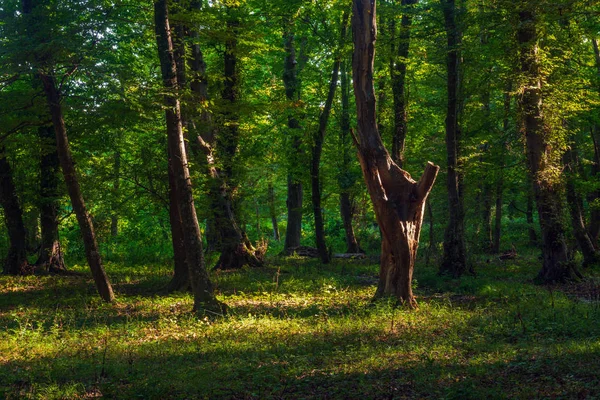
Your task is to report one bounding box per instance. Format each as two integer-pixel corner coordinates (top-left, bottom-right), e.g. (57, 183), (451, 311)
(1, 252), (600, 399)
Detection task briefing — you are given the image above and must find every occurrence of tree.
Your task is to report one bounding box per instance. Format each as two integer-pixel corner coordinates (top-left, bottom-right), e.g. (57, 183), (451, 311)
(0, 147), (29, 275)
(36, 126), (66, 272)
(439, 0), (468, 277)
(154, 0), (224, 313)
(352, 0), (439, 307)
(20, 0), (115, 301)
(516, 5), (579, 282)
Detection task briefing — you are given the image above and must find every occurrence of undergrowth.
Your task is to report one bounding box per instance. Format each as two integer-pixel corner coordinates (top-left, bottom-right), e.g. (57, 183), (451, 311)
(1, 254), (599, 399)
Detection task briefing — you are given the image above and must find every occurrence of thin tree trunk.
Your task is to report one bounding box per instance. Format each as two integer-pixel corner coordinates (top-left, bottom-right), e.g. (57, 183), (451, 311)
(390, 0), (418, 167)
(492, 88), (511, 254)
(352, 0), (439, 307)
(526, 187), (538, 245)
(517, 9), (579, 282)
(311, 14), (346, 264)
(564, 146), (599, 266)
(111, 150), (120, 237)
(440, 0), (468, 277)
(154, 0), (224, 313)
(339, 58), (363, 254)
(283, 26), (304, 253)
(268, 183), (280, 241)
(38, 74), (114, 301)
(589, 125), (600, 246)
(589, 39), (600, 245)
(36, 126), (66, 272)
(0, 148), (29, 275)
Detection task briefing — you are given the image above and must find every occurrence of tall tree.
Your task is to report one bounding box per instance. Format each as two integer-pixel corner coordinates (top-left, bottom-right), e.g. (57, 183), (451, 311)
(154, 0), (224, 313)
(439, 0), (468, 277)
(21, 0), (115, 302)
(311, 13), (347, 264)
(282, 22), (304, 254)
(389, 0), (418, 167)
(352, 0), (439, 307)
(516, 5), (578, 282)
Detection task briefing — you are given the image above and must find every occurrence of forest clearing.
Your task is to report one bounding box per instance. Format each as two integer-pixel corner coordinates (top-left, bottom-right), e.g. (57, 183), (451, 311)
(1, 0), (600, 398)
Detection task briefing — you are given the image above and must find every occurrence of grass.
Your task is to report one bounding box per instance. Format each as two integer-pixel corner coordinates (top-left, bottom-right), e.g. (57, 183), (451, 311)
(1, 253), (600, 399)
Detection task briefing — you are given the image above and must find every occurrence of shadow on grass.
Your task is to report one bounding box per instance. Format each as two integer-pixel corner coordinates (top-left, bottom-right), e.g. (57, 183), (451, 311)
(1, 323), (599, 399)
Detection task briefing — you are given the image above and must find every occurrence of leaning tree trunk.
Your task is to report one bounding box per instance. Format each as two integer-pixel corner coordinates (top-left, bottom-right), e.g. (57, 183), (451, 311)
(282, 26), (304, 253)
(0, 148), (29, 275)
(517, 9), (578, 282)
(439, 0), (468, 277)
(23, 0), (113, 300)
(311, 13), (346, 264)
(564, 146), (599, 267)
(352, 0), (439, 307)
(39, 75), (115, 301)
(154, 0), (224, 313)
(390, 0), (418, 167)
(36, 126), (66, 273)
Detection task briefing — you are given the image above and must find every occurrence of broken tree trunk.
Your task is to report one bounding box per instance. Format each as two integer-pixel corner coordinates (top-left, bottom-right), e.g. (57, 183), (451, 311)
(352, 0), (439, 307)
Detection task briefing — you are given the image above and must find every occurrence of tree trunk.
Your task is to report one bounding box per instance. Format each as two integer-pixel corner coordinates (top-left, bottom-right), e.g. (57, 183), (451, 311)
(38, 74), (114, 301)
(154, 0), (223, 313)
(110, 150), (120, 237)
(390, 0), (418, 167)
(517, 9), (578, 282)
(311, 14), (346, 264)
(268, 183), (280, 241)
(166, 149), (189, 292)
(36, 126), (66, 273)
(439, 0), (468, 277)
(492, 88), (511, 254)
(526, 187), (538, 245)
(0, 148), (29, 275)
(589, 39), (600, 246)
(589, 125), (600, 246)
(352, 0), (439, 307)
(283, 26), (304, 253)
(339, 58), (363, 254)
(340, 192), (362, 254)
(564, 146), (599, 267)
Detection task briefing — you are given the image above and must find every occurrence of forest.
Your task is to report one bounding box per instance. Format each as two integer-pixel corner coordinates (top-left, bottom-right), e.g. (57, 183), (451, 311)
(1, 0), (600, 398)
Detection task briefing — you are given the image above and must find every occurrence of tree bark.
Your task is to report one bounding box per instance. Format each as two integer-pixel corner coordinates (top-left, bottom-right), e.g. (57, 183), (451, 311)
(352, 0), (439, 307)
(35, 126), (66, 273)
(390, 0), (418, 167)
(439, 0), (468, 277)
(0, 147), (29, 275)
(166, 148), (189, 292)
(283, 25), (304, 253)
(517, 8), (578, 282)
(154, 0), (223, 313)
